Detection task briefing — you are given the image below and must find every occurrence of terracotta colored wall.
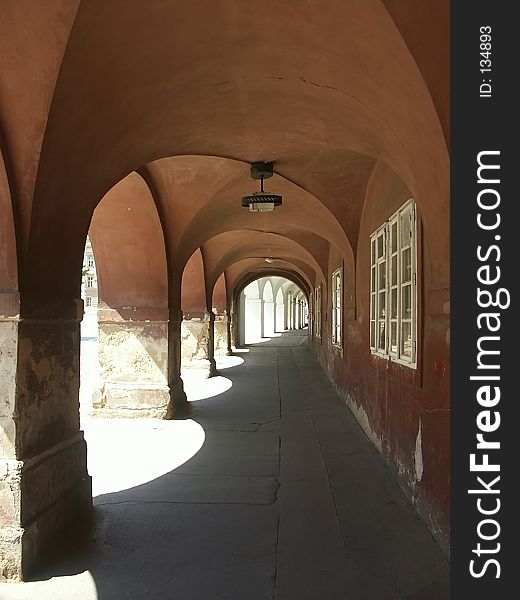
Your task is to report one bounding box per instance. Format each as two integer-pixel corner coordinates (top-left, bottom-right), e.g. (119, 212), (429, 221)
(310, 162), (450, 553)
(181, 248), (208, 318)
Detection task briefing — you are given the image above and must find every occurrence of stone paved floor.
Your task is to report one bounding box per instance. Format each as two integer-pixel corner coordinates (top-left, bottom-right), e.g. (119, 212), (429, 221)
(1, 330), (449, 599)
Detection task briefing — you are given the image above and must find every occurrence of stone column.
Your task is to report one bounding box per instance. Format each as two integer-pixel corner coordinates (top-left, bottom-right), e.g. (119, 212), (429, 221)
(263, 301), (275, 337)
(181, 312), (215, 378)
(0, 294), (92, 580)
(260, 298), (265, 338)
(238, 293), (246, 346)
(226, 308), (233, 354)
(244, 297), (262, 343)
(275, 301), (284, 332)
(213, 311), (229, 357)
(168, 309), (188, 412)
(92, 307), (173, 418)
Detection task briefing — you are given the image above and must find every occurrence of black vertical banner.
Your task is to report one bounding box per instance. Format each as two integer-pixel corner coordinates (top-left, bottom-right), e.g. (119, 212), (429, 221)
(451, 2), (515, 598)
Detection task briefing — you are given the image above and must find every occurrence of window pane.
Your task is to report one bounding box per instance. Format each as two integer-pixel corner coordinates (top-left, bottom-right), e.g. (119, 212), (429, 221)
(378, 290), (386, 318)
(371, 239), (376, 264)
(391, 221), (397, 253)
(401, 285), (412, 319)
(401, 321), (412, 358)
(378, 261), (386, 289)
(377, 233), (384, 258)
(378, 321), (386, 350)
(391, 288), (397, 318)
(390, 321), (397, 354)
(370, 293), (376, 319)
(391, 255), (397, 286)
(400, 211), (412, 247)
(371, 266), (376, 291)
(370, 321), (376, 347)
(401, 247), (412, 283)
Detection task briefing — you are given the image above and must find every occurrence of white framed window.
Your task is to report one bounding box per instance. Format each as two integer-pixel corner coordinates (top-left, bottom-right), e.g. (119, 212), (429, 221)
(87, 276), (94, 288)
(85, 296), (92, 307)
(87, 254), (94, 268)
(370, 198), (417, 367)
(331, 267), (342, 347)
(313, 285), (322, 338)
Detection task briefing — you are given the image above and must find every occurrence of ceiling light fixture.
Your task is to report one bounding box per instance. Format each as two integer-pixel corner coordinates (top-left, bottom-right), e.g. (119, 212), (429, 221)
(265, 257), (275, 263)
(241, 162), (282, 212)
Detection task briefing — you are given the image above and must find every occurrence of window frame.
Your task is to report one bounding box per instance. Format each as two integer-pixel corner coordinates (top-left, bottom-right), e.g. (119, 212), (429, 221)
(369, 198), (417, 369)
(331, 267), (343, 349)
(314, 285), (322, 339)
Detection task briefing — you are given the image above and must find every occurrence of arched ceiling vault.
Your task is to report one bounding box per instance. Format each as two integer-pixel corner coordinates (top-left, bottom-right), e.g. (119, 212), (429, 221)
(233, 269), (310, 304)
(0, 145), (18, 297)
(203, 230), (326, 292)
(0, 0), (449, 293)
(227, 260), (312, 301)
(140, 156), (354, 274)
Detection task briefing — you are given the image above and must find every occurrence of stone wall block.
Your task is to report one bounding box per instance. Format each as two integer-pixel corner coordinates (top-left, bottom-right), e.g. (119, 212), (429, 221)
(93, 320), (172, 418)
(214, 315), (229, 356)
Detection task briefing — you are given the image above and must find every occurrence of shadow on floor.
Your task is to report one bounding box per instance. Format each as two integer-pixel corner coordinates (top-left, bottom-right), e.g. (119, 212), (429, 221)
(1, 335), (448, 600)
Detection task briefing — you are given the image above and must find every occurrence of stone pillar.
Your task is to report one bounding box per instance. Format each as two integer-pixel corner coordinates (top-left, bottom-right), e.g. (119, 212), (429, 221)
(260, 299), (265, 338)
(181, 312), (215, 378)
(92, 307), (173, 418)
(263, 301), (275, 337)
(0, 294), (92, 580)
(168, 309), (188, 412)
(244, 297), (262, 343)
(226, 309), (233, 354)
(214, 312), (229, 357)
(275, 301), (284, 332)
(238, 293), (246, 346)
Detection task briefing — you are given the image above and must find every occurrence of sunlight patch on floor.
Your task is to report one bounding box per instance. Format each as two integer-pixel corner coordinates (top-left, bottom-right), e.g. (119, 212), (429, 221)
(0, 570), (98, 600)
(83, 418), (206, 496)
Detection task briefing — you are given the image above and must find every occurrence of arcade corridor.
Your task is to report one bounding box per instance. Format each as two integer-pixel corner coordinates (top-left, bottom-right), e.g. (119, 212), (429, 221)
(1, 0), (450, 586)
(1, 331), (448, 599)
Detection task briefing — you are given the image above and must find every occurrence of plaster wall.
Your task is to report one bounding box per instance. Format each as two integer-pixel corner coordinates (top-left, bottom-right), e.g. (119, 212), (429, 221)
(310, 164), (450, 552)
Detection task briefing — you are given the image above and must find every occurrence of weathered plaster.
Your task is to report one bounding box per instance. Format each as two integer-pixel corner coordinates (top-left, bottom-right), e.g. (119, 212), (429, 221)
(93, 321), (171, 418)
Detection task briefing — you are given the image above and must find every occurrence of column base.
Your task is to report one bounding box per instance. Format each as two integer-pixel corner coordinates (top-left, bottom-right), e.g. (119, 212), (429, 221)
(91, 382), (172, 419)
(0, 435), (92, 581)
(181, 357), (214, 379)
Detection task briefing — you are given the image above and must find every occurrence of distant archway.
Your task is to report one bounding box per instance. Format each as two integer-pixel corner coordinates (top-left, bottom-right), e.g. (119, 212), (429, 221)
(239, 276), (307, 344)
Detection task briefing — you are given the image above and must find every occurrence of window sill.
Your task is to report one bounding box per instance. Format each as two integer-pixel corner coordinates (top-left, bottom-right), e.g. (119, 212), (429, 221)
(370, 350), (416, 370)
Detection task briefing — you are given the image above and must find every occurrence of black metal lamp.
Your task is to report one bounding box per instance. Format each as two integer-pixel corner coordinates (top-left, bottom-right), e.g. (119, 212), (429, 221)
(241, 162), (282, 212)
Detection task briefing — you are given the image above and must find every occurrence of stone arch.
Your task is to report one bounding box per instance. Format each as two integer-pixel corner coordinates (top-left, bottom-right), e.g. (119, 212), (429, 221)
(0, 145), (18, 296)
(203, 228), (327, 298)
(211, 273), (229, 357)
(262, 279), (275, 337)
(275, 287), (285, 332)
(0, 143), (19, 463)
(87, 171), (171, 419)
(0, 2), (451, 576)
(181, 248), (214, 378)
(24, 0), (449, 300)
